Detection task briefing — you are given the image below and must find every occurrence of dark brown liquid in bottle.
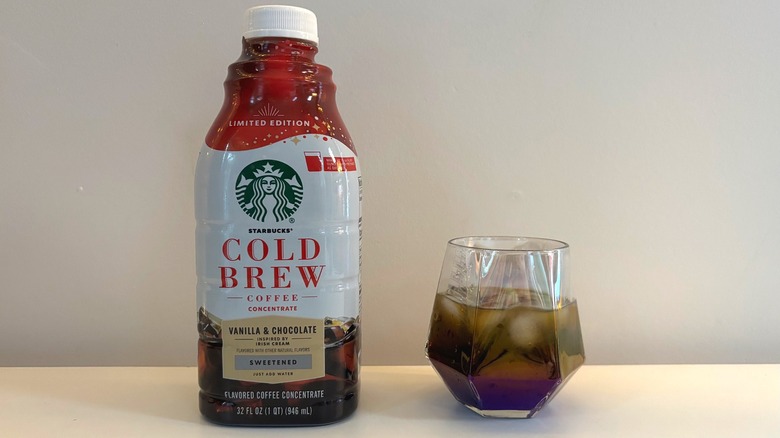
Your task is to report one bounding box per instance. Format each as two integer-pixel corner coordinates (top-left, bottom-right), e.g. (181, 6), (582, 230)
(198, 311), (359, 425)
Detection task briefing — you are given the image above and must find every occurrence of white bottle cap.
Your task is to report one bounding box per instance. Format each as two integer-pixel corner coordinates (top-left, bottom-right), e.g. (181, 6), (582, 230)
(243, 5), (319, 45)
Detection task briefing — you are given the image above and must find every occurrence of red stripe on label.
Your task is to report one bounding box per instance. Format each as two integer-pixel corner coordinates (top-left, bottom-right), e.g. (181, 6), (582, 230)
(304, 152), (322, 172)
(323, 157), (357, 172)
(342, 157), (357, 171)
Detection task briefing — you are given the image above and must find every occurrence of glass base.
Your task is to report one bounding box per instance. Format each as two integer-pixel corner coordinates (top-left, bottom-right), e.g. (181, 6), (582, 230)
(465, 405), (536, 419)
(466, 406), (537, 418)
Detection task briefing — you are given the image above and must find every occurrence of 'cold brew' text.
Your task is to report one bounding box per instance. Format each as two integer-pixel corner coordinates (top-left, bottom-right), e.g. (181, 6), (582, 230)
(219, 238), (324, 289)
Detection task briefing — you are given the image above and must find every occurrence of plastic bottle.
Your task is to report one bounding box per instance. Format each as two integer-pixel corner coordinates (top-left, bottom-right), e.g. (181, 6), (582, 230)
(195, 5), (360, 426)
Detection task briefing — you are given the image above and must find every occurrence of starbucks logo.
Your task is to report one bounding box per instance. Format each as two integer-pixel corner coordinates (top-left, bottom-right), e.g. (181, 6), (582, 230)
(235, 160), (303, 222)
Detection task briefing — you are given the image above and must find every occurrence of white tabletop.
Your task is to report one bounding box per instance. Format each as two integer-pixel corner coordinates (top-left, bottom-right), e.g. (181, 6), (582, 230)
(0, 365), (778, 437)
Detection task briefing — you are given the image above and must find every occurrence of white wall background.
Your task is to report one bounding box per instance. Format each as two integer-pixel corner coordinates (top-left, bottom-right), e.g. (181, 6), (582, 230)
(1, 0), (779, 366)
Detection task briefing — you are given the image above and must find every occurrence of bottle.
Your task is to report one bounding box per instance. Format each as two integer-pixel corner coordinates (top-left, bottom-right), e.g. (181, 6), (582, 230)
(195, 5), (360, 426)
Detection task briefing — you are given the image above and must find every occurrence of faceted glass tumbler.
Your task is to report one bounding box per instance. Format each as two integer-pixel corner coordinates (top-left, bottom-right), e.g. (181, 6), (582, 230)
(425, 237), (585, 418)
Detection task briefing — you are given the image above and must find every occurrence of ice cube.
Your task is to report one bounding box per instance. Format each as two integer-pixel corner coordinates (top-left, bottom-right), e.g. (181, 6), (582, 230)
(474, 307), (504, 338)
(198, 307), (222, 339)
(507, 308), (550, 349)
(433, 293), (469, 328)
(324, 316), (357, 346)
(471, 307), (505, 361)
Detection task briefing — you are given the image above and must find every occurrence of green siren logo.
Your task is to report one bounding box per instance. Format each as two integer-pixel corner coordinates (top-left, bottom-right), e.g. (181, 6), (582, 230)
(235, 160), (303, 222)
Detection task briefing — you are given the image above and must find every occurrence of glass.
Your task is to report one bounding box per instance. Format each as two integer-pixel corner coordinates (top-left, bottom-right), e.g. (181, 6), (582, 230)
(425, 236), (585, 418)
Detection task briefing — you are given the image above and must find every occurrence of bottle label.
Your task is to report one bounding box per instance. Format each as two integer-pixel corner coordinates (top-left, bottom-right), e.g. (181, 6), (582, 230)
(222, 315), (325, 383)
(196, 134), (360, 384)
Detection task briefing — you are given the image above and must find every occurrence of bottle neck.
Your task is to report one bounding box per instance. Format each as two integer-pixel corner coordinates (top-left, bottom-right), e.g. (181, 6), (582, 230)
(241, 37), (318, 62)
(207, 35), (354, 152)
